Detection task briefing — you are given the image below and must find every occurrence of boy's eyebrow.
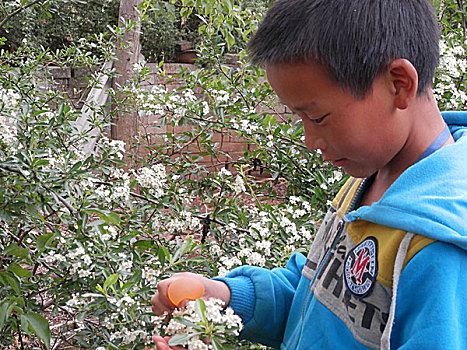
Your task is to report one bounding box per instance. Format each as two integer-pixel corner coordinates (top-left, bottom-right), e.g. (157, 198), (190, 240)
(279, 100), (317, 112)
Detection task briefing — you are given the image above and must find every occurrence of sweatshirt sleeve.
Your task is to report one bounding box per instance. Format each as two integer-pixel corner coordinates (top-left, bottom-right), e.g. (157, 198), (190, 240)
(392, 241), (467, 349)
(213, 252), (306, 348)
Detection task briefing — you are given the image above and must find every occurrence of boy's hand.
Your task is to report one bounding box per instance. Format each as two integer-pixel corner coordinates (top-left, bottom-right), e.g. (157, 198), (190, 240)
(153, 335), (184, 350)
(150, 272), (231, 315)
(151, 273), (231, 349)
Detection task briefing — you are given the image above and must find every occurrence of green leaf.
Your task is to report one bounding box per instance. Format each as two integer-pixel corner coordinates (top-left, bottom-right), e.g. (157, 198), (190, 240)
(211, 337), (225, 350)
(95, 284), (106, 295)
(0, 300), (15, 330)
(168, 331), (200, 346)
(127, 269), (143, 284)
(23, 312), (51, 350)
(223, 28), (236, 49)
(172, 237), (193, 263)
(103, 274), (118, 291)
(7, 263), (32, 279)
(3, 243), (30, 259)
(0, 271), (21, 294)
(158, 245), (170, 265)
(172, 316), (200, 329)
(133, 239), (155, 252)
(194, 299), (207, 324)
(36, 232), (56, 253)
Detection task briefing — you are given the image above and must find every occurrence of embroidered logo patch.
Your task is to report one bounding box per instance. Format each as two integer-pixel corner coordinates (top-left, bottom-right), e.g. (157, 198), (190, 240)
(344, 237), (378, 297)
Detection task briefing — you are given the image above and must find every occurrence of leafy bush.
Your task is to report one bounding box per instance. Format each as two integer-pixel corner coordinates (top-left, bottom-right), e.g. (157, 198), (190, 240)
(1, 0), (270, 62)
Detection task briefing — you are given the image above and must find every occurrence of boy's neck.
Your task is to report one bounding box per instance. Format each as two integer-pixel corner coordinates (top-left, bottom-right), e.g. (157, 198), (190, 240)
(360, 90), (454, 207)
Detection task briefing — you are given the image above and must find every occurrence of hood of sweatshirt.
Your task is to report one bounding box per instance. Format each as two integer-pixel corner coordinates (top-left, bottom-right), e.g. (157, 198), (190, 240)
(346, 111), (467, 252)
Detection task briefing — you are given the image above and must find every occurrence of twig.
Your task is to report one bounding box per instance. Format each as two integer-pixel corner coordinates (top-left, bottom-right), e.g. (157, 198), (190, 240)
(0, 0), (44, 29)
(167, 126), (211, 158)
(41, 184), (79, 220)
(457, 0), (466, 37)
(215, 56), (250, 109)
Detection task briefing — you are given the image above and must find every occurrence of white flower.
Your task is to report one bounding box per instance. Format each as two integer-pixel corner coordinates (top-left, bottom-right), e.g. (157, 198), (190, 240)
(202, 101), (210, 115)
(66, 294), (82, 307)
(119, 260), (133, 274)
(320, 183), (328, 190)
(134, 164), (167, 198)
(0, 88), (21, 111)
(44, 252), (56, 263)
(183, 88), (197, 103)
(220, 256), (241, 270)
(78, 269), (92, 278)
(232, 118), (260, 135)
(246, 252), (266, 267)
(212, 89), (230, 103)
(218, 167), (232, 178)
(142, 266), (160, 285)
(110, 181), (131, 202)
(98, 136), (125, 160)
(0, 115), (17, 146)
(209, 244), (222, 256)
(255, 240), (272, 256)
(233, 175), (246, 194)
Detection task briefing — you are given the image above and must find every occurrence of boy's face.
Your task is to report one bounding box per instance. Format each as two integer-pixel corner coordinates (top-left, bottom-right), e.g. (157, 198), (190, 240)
(266, 61), (409, 178)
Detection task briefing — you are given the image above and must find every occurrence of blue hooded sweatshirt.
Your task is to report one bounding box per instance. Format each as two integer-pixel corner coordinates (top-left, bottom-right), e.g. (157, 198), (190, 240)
(217, 111), (467, 349)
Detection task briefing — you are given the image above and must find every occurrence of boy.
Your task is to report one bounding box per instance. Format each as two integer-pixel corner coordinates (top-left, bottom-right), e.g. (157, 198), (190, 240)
(151, 0), (467, 348)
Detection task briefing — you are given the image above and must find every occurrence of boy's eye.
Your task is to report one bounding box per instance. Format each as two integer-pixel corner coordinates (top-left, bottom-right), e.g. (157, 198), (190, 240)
(310, 114), (329, 124)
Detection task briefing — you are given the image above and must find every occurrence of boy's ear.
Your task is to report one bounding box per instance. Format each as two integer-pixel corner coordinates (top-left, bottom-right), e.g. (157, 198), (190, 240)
(386, 59), (418, 110)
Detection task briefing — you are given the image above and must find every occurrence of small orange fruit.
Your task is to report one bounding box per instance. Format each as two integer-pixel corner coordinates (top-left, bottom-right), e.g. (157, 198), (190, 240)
(167, 277), (205, 307)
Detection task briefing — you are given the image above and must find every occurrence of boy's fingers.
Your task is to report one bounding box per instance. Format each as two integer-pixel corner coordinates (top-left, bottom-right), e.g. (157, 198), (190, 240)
(178, 299), (189, 309)
(153, 335), (170, 350)
(151, 291), (175, 315)
(153, 335), (185, 350)
(151, 281), (177, 315)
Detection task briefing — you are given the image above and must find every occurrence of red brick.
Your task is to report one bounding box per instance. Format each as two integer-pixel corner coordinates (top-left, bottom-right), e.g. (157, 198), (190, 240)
(162, 63), (196, 75)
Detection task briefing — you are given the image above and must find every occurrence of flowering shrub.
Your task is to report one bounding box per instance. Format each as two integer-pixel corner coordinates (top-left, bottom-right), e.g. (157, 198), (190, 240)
(0, 1), (465, 349)
(433, 35), (467, 110)
(432, 0), (467, 110)
(0, 33), (343, 350)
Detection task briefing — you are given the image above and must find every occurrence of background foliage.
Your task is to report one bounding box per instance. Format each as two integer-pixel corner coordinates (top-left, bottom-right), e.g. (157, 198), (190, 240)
(0, 0), (465, 349)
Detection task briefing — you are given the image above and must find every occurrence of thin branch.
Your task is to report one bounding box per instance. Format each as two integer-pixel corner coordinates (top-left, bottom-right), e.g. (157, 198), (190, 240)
(167, 126), (211, 158)
(457, 0), (466, 37)
(0, 0), (44, 29)
(41, 184), (79, 219)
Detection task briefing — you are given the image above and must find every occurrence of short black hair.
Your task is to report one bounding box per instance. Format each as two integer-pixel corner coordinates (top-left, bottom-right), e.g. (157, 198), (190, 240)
(248, 0), (440, 97)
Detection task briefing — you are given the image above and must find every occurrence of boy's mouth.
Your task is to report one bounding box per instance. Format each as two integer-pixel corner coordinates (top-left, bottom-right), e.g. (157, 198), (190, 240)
(330, 159), (347, 167)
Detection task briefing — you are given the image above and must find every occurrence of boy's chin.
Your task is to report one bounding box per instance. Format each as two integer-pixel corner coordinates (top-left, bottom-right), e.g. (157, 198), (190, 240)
(341, 166), (376, 179)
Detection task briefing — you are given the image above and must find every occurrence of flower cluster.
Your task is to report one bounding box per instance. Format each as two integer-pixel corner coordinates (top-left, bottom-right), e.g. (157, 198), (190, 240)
(97, 136), (126, 160)
(0, 88), (21, 147)
(232, 117), (260, 135)
(434, 39), (467, 109)
(209, 196), (316, 277)
(0, 88), (21, 111)
(0, 115), (17, 147)
(134, 85), (167, 116)
(152, 210), (202, 236)
(133, 84), (211, 122)
(155, 298), (243, 350)
(135, 164), (167, 198)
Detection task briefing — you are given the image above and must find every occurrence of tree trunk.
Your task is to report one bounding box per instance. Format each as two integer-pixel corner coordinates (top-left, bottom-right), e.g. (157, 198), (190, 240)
(111, 0), (142, 167)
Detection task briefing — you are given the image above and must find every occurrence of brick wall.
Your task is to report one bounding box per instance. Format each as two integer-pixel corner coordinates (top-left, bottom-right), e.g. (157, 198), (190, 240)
(47, 62), (291, 174)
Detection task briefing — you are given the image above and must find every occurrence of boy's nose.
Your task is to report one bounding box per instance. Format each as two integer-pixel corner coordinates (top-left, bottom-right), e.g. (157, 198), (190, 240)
(304, 129), (326, 151)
